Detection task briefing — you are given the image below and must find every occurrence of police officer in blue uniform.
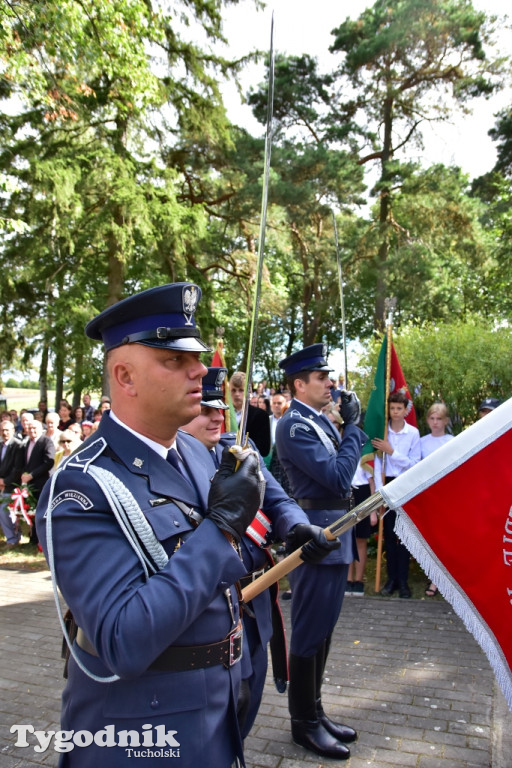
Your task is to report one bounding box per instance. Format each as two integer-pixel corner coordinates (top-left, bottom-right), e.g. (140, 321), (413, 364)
(275, 343), (367, 760)
(182, 367), (340, 740)
(35, 283), (264, 768)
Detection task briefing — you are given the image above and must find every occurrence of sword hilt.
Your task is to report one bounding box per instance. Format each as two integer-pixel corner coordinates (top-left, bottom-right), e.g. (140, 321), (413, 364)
(229, 434), (250, 471)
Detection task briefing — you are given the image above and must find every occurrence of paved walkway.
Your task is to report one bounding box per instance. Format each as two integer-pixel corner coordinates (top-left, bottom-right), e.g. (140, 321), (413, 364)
(0, 568), (510, 767)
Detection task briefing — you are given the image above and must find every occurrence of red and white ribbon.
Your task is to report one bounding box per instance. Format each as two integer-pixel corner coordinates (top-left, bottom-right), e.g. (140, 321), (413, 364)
(9, 486), (33, 525)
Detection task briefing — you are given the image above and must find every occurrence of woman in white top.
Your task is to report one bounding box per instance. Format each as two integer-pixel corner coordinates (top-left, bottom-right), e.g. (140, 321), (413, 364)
(420, 403), (454, 596)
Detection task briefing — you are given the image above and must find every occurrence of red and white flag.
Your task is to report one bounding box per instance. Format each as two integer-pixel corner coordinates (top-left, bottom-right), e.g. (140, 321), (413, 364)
(380, 398), (512, 710)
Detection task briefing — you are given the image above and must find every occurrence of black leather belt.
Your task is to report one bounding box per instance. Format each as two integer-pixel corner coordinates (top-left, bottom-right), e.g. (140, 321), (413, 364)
(297, 497), (353, 511)
(239, 567), (266, 589)
(76, 622), (243, 672)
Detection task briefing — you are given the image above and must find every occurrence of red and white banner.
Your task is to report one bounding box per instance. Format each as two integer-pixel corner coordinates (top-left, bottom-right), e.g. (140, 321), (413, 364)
(380, 398), (512, 711)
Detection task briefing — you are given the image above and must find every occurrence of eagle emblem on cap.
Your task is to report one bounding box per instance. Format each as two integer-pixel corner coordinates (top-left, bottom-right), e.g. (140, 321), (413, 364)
(183, 285), (198, 315)
(215, 370), (226, 387)
(183, 285), (199, 326)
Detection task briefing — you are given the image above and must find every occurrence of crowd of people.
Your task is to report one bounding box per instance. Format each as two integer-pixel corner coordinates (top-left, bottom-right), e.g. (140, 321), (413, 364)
(0, 280), (504, 768)
(0, 396), (111, 547)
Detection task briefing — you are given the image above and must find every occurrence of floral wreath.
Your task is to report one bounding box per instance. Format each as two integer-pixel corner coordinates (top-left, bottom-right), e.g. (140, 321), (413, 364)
(8, 484), (37, 527)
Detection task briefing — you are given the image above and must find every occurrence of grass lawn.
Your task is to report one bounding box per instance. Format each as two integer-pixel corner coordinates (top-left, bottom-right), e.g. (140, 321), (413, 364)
(0, 527), (48, 571)
(0, 387), (102, 414)
(1, 387), (56, 414)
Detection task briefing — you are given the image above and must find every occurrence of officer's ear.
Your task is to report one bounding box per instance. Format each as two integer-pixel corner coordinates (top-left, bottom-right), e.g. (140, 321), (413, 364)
(294, 377), (307, 396)
(110, 360), (136, 397)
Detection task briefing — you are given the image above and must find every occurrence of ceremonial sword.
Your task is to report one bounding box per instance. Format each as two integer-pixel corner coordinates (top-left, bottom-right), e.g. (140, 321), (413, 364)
(234, 14), (275, 452)
(332, 209), (349, 389)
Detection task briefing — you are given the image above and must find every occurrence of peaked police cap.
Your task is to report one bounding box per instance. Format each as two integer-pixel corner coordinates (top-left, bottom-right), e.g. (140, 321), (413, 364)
(201, 367), (229, 410)
(478, 397), (502, 412)
(279, 343), (333, 376)
(85, 283), (211, 353)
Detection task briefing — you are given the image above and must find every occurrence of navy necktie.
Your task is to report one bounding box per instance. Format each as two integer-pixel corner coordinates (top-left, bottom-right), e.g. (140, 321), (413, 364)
(167, 447), (195, 492)
(167, 448), (184, 475)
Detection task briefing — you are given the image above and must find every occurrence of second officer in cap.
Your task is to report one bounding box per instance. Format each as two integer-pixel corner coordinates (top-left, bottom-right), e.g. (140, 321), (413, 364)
(275, 343), (367, 760)
(183, 367), (339, 739)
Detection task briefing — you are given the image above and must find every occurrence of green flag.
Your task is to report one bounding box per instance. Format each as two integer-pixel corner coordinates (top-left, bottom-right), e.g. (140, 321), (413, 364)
(361, 337), (388, 474)
(361, 336), (418, 474)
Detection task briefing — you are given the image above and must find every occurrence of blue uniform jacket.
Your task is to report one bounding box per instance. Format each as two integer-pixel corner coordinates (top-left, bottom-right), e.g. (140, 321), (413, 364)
(35, 413), (247, 768)
(275, 400), (368, 565)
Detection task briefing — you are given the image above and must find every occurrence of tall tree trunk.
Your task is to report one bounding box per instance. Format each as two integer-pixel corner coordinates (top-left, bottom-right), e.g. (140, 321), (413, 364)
(39, 342), (49, 403)
(101, 243), (124, 397)
(72, 350), (84, 408)
(374, 87), (394, 334)
(54, 345), (64, 409)
(100, 117), (129, 397)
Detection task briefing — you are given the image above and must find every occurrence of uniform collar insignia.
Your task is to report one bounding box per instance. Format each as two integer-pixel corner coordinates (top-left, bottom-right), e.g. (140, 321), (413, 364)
(133, 457), (144, 468)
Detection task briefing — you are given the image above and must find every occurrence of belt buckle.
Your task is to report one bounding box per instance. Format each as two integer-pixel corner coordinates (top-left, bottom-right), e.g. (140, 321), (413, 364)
(252, 568), (265, 582)
(229, 624), (243, 667)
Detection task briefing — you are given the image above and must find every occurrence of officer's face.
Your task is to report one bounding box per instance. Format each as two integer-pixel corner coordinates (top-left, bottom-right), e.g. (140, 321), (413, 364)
(119, 345), (208, 438)
(297, 371), (332, 410)
(184, 405), (225, 450)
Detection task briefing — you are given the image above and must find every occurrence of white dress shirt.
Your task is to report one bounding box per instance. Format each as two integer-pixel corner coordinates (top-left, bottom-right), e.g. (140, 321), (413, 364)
(374, 420), (421, 490)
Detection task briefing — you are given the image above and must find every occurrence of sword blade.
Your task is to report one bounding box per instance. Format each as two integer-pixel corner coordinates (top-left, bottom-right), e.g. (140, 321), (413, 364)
(332, 209), (349, 389)
(236, 14), (275, 446)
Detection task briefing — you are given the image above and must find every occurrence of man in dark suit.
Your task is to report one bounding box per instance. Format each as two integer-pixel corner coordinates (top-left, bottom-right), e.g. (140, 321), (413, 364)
(35, 282), (262, 768)
(229, 370), (271, 456)
(21, 419), (55, 544)
(0, 420), (24, 546)
(21, 419), (55, 498)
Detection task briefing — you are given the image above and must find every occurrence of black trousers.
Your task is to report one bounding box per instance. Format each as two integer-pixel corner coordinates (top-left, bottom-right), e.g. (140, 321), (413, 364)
(382, 482), (410, 584)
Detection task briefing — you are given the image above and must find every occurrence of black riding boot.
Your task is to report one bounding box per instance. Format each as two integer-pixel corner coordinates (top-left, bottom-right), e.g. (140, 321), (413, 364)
(314, 637), (357, 744)
(288, 652), (350, 759)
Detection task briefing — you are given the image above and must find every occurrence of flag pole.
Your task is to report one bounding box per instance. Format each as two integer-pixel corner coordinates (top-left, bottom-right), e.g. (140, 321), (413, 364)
(374, 300), (395, 592)
(242, 491), (385, 603)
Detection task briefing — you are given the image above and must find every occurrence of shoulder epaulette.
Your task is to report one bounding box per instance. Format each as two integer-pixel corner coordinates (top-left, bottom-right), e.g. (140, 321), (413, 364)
(64, 437), (108, 473)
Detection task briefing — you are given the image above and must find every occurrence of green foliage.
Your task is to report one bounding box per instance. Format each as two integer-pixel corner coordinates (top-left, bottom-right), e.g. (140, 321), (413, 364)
(0, 0), (252, 394)
(3, 377), (39, 389)
(0, 0), (511, 400)
(356, 318), (512, 433)
(329, 0), (505, 330)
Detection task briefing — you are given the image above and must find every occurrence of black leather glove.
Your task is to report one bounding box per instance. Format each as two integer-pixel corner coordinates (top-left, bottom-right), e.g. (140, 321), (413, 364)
(339, 390), (361, 426)
(207, 447), (263, 542)
(285, 523), (341, 565)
